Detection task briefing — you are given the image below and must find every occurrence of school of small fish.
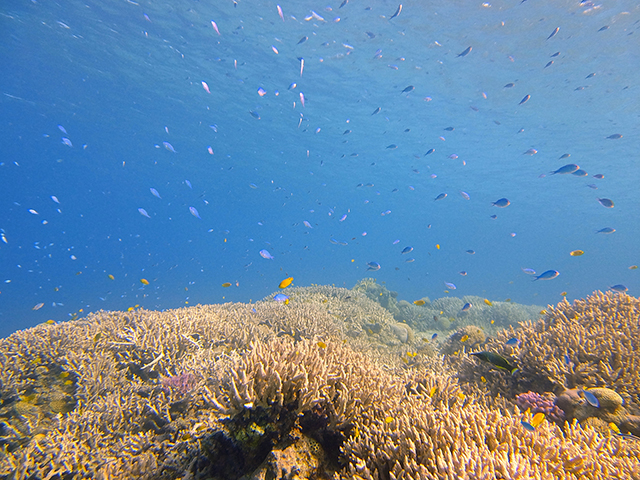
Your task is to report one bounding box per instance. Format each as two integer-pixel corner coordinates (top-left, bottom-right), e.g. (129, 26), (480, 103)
(0, 0), (634, 328)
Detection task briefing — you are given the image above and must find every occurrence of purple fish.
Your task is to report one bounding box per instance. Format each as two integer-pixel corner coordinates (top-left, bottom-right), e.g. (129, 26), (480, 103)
(189, 206), (201, 219)
(259, 249), (274, 260)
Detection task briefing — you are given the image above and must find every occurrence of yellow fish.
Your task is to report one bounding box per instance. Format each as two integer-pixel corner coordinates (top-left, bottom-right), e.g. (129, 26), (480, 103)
(385, 416), (394, 424)
(140, 278), (149, 285)
(279, 277), (294, 289)
(540, 309), (547, 315)
(490, 320), (495, 324)
(221, 282), (232, 287)
(629, 265), (638, 270)
(413, 300), (426, 306)
(570, 250), (584, 256)
(460, 335), (469, 342)
(480, 376), (487, 383)
(317, 341), (327, 349)
(32, 302), (44, 311)
(108, 274), (115, 280)
(436, 244), (440, 250)
(484, 299), (493, 306)
(560, 291), (567, 296)
(531, 412), (545, 428)
(609, 422), (621, 435)
(429, 386), (437, 397)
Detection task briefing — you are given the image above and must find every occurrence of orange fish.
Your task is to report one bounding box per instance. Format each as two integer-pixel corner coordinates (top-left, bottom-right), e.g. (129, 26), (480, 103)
(279, 277), (294, 289)
(140, 278), (149, 285)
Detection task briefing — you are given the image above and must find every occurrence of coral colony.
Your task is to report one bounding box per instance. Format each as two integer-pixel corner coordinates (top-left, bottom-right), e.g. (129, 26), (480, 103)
(0, 285), (639, 478)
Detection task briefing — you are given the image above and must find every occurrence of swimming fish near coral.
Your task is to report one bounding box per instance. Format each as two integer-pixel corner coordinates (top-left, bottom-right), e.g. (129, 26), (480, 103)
(521, 421), (536, 432)
(273, 293), (289, 304)
(609, 284), (628, 293)
(484, 299), (493, 306)
(505, 337), (519, 346)
(461, 302), (472, 312)
(366, 262), (381, 271)
(413, 300), (426, 306)
(470, 351), (518, 374)
(279, 277), (293, 289)
(531, 412), (545, 427)
(580, 389), (600, 408)
(533, 270), (559, 281)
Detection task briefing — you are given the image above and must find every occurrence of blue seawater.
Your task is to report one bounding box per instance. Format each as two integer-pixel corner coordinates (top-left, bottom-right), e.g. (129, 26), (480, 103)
(0, 0), (638, 337)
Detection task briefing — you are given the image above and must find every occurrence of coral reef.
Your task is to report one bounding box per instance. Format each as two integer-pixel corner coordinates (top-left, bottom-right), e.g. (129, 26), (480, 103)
(0, 287), (638, 479)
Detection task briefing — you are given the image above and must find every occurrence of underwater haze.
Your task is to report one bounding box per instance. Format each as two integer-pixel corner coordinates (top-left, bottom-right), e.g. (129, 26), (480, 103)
(0, 0), (638, 338)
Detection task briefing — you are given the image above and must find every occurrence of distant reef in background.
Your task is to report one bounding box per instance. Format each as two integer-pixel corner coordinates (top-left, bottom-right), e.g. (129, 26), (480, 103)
(1, 281), (639, 479)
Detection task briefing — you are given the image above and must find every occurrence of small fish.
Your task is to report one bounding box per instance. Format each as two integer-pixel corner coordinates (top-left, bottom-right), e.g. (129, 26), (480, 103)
(28, 209), (39, 215)
(401, 246), (413, 254)
(61, 137), (73, 147)
(185, 180), (192, 189)
(434, 193), (447, 201)
(367, 262), (381, 271)
(470, 351), (518, 374)
(461, 303), (472, 312)
(108, 274), (115, 280)
(425, 148), (435, 155)
(297, 36), (308, 45)
(484, 299), (493, 306)
(401, 85), (414, 94)
(201, 81), (210, 94)
(531, 412), (545, 427)
(277, 4), (284, 20)
(405, 258), (415, 263)
(609, 422), (621, 435)
(303, 220), (313, 228)
(629, 265), (638, 270)
(521, 268), (536, 275)
(460, 191), (470, 200)
(221, 282), (232, 287)
(572, 169), (588, 177)
(386, 144), (397, 149)
(259, 249), (274, 260)
(413, 300), (426, 306)
(533, 270), (559, 281)
(519, 94), (530, 105)
(32, 302), (45, 311)
(596, 227), (615, 234)
(51, 195), (60, 204)
(140, 278), (149, 285)
(466, 250), (475, 255)
(570, 250), (584, 256)
(279, 277), (293, 289)
(609, 284), (628, 293)
(211, 20), (220, 35)
(547, 27), (559, 40)
(150, 188), (161, 199)
(189, 207), (201, 219)
(523, 148), (537, 155)
(551, 164), (579, 175)
(163, 141), (176, 153)
(389, 4), (402, 20)
(520, 421), (536, 432)
(372, 107), (381, 115)
(580, 389), (600, 408)
(273, 293), (289, 303)
(431, 333), (438, 340)
(317, 341), (327, 349)
(138, 208), (151, 219)
(606, 134), (622, 139)
(492, 198), (510, 208)
(597, 198), (614, 208)
(457, 46), (472, 57)
(505, 338), (519, 346)
(460, 335), (469, 342)
(593, 174), (604, 179)
(444, 282), (456, 290)
(459, 271), (468, 276)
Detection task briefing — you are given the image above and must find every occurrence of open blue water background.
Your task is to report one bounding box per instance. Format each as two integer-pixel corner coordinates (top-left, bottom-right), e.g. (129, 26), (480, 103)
(1, 0), (638, 338)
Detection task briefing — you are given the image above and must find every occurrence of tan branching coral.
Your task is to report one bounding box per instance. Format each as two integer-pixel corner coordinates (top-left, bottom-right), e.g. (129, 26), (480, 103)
(0, 287), (638, 479)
